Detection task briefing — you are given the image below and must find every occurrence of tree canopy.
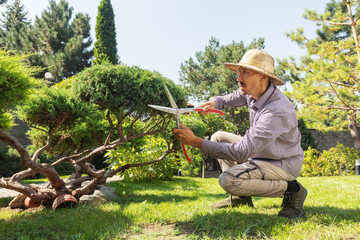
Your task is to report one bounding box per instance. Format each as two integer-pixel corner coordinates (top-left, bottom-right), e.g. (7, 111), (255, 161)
(0, 49), (41, 130)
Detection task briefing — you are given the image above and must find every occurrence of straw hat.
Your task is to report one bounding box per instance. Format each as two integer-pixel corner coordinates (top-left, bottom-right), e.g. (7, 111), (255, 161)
(224, 49), (284, 85)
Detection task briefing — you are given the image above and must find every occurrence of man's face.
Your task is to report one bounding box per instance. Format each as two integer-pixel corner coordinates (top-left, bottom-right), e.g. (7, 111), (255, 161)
(236, 68), (263, 96)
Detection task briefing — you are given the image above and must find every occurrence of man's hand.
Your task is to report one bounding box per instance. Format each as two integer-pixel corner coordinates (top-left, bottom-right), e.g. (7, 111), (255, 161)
(172, 125), (203, 149)
(197, 100), (216, 115)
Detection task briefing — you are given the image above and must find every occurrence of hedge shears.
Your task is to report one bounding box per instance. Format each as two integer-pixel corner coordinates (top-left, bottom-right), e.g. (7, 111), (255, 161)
(148, 84), (224, 163)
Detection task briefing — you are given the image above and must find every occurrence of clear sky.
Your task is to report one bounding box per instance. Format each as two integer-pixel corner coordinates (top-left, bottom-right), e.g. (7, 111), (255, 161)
(2, 0), (329, 85)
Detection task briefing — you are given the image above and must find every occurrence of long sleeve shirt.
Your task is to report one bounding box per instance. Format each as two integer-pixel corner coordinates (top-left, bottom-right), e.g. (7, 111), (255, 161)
(201, 83), (304, 177)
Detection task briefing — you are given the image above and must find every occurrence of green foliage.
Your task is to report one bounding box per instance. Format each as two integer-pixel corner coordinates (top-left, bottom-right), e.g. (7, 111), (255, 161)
(94, 0), (118, 64)
(301, 143), (358, 177)
(106, 136), (179, 181)
(198, 112), (238, 136)
(0, 49), (41, 130)
(72, 64), (186, 116)
(0, 146), (25, 177)
(16, 84), (106, 155)
(17, 86), (89, 131)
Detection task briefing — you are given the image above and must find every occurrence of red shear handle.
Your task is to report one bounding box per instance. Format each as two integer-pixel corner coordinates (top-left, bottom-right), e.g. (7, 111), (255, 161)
(194, 108), (224, 115)
(181, 143), (192, 163)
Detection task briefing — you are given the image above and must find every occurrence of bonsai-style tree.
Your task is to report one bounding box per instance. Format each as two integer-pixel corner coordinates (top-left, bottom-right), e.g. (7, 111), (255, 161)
(0, 51), (185, 207)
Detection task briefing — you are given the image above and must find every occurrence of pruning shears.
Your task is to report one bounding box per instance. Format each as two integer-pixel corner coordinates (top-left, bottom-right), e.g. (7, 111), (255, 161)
(148, 84), (224, 163)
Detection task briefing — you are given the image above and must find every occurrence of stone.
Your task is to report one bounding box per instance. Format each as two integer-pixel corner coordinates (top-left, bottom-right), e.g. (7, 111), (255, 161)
(78, 186), (117, 205)
(79, 194), (107, 206)
(9, 194), (27, 209)
(96, 185), (117, 201)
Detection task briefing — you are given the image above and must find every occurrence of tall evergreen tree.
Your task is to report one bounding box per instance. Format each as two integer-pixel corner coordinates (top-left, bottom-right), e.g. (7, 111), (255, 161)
(0, 0), (30, 52)
(94, 0), (118, 64)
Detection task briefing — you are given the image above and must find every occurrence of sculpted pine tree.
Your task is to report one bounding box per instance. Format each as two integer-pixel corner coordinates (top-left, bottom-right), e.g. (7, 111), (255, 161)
(278, 0), (360, 150)
(94, 0), (118, 64)
(0, 50), (184, 208)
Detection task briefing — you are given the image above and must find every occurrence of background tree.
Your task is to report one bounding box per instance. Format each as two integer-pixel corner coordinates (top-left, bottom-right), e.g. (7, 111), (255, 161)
(0, 0), (30, 52)
(0, 0), (93, 82)
(278, 0), (360, 150)
(94, 0), (118, 64)
(179, 36), (265, 132)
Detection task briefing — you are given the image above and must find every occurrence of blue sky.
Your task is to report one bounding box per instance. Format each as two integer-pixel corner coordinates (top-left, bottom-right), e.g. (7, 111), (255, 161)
(2, 0), (329, 85)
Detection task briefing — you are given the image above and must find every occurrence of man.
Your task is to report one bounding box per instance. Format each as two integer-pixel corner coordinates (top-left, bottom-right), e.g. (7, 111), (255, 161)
(173, 49), (307, 218)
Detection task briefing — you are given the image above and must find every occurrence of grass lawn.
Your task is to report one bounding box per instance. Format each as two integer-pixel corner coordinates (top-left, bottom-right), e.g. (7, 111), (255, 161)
(0, 175), (359, 239)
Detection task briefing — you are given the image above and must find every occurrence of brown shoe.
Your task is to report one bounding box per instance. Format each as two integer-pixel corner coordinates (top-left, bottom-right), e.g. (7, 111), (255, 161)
(278, 181), (307, 218)
(211, 195), (254, 209)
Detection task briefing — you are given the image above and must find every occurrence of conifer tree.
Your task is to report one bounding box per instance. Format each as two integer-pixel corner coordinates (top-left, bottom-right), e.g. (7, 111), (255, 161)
(279, 0), (360, 150)
(0, 0), (93, 82)
(94, 0), (118, 64)
(0, 0), (30, 52)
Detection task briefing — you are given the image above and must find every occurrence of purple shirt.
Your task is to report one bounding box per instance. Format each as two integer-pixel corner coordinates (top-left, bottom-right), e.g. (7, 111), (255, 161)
(201, 83), (304, 177)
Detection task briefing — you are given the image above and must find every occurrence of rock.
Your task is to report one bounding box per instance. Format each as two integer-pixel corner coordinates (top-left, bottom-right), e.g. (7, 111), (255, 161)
(79, 186), (117, 205)
(79, 194), (107, 206)
(9, 194), (27, 209)
(96, 185), (117, 201)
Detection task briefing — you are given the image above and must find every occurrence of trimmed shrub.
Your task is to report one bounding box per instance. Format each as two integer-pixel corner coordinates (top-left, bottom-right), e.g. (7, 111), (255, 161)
(106, 135), (179, 181)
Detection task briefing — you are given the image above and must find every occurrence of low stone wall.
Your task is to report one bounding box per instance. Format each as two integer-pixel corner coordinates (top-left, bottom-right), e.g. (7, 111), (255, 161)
(309, 129), (354, 151)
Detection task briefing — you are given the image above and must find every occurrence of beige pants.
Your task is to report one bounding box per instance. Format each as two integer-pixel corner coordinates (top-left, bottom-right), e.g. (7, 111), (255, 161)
(211, 131), (296, 198)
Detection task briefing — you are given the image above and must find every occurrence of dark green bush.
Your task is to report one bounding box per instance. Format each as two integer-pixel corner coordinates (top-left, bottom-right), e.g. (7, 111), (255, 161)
(0, 147), (25, 177)
(298, 118), (317, 150)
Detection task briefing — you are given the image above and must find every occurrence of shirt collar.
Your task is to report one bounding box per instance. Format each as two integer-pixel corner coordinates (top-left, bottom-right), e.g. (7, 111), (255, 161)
(251, 83), (276, 110)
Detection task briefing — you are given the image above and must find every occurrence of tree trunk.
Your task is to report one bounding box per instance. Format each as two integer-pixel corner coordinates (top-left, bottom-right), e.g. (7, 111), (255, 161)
(347, 111), (360, 150)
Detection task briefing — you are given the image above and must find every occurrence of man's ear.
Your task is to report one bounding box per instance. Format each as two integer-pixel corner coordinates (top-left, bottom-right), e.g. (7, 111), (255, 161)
(261, 74), (269, 82)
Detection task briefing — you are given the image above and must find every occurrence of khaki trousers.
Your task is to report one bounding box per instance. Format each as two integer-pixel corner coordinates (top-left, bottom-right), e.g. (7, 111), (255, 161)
(211, 131), (296, 198)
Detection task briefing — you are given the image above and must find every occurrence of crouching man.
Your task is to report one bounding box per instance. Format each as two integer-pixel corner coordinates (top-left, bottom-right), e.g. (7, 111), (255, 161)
(173, 49), (307, 218)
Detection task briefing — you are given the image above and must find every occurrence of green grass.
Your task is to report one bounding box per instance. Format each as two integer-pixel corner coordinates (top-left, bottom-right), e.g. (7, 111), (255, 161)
(0, 176), (359, 239)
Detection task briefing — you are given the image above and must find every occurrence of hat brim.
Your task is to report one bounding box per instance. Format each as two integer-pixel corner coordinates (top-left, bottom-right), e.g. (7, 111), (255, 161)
(224, 63), (284, 86)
